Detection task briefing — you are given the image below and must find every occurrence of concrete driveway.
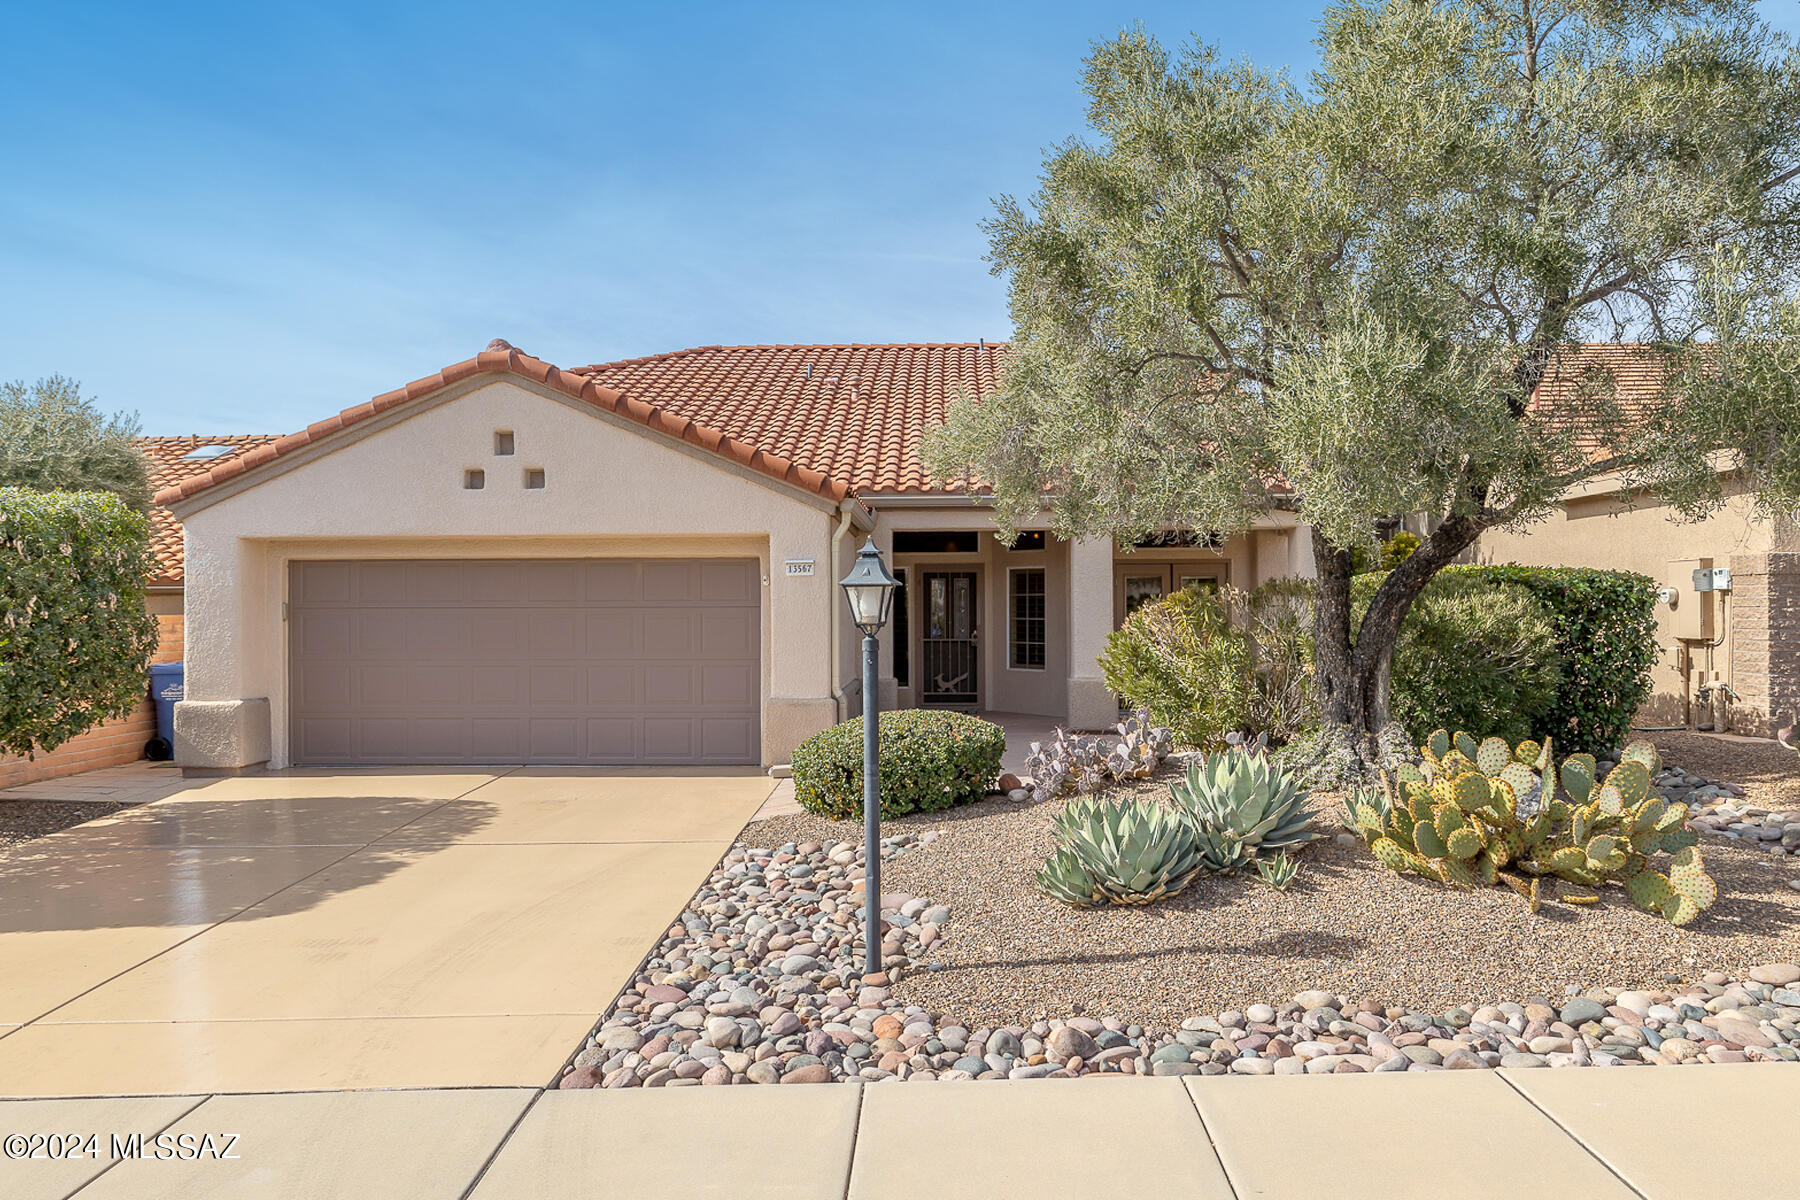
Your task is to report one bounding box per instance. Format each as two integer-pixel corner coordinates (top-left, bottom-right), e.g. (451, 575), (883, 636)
(0, 767), (773, 1097)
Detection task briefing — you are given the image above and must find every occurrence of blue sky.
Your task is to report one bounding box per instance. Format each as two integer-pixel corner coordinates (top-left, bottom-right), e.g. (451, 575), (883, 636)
(3, 2), (1796, 434)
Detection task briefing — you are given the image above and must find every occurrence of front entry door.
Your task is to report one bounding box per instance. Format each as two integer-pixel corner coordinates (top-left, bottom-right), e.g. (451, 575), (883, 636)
(921, 571), (978, 707)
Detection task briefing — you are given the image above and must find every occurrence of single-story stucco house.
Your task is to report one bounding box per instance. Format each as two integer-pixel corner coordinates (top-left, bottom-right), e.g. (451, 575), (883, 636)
(152, 340), (1312, 771)
(118, 339), (1799, 776)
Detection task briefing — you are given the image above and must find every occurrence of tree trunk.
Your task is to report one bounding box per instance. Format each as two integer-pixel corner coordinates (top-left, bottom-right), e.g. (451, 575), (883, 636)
(1310, 514), (1491, 753)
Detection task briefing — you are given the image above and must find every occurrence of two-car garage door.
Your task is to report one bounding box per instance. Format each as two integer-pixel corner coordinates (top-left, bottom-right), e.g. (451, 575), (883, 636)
(289, 559), (760, 765)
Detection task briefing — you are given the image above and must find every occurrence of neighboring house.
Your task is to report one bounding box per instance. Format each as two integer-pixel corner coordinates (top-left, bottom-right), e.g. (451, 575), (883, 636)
(154, 340), (1311, 771)
(0, 435), (277, 788)
(1476, 345), (1800, 738)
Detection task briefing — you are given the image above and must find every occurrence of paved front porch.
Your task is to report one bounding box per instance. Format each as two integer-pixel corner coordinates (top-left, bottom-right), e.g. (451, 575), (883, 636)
(4, 1066), (1790, 1198)
(0, 767), (774, 1096)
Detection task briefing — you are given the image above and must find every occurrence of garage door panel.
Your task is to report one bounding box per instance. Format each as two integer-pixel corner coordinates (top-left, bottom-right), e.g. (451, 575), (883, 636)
(468, 718), (523, 760)
(643, 665), (695, 706)
(528, 718), (580, 759)
(701, 664), (755, 707)
(296, 610), (353, 657)
(643, 718), (695, 761)
(700, 608), (756, 657)
(585, 610), (639, 657)
(294, 663), (352, 710)
(355, 562), (412, 606)
(701, 717), (755, 762)
(583, 561), (639, 602)
(355, 611), (412, 655)
(467, 610), (526, 659)
(585, 718), (638, 760)
(467, 561), (528, 604)
(525, 610), (579, 656)
(292, 562), (352, 605)
(700, 560), (755, 603)
(585, 665), (638, 706)
(297, 716), (354, 761)
(643, 611), (696, 657)
(525, 561), (582, 603)
(290, 559), (759, 765)
(528, 665), (580, 707)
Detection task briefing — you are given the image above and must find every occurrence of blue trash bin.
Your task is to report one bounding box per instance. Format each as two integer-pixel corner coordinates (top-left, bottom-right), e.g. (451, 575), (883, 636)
(147, 662), (184, 761)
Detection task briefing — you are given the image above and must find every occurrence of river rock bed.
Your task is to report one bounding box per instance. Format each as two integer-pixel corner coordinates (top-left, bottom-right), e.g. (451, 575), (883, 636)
(560, 823), (1800, 1088)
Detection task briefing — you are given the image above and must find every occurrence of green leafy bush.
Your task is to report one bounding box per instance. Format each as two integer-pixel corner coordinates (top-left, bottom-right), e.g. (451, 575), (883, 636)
(791, 709), (1004, 820)
(1099, 585), (1252, 747)
(1460, 566), (1658, 753)
(1353, 570), (1562, 745)
(0, 488), (160, 758)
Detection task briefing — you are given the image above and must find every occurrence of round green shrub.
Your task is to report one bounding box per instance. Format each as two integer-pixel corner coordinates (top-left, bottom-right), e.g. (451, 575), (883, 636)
(791, 709), (1005, 820)
(1353, 570), (1562, 745)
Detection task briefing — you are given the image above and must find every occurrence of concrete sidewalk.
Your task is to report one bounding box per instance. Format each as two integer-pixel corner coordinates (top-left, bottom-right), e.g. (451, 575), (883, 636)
(3, 1066), (1792, 1199)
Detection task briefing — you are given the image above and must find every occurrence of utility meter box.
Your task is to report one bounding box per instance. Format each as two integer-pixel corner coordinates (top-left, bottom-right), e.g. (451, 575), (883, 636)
(1669, 558), (1715, 640)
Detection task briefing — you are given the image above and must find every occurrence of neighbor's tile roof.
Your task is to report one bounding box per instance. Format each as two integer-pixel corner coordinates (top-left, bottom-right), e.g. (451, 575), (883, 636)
(1527, 343), (1677, 464)
(152, 341), (1011, 511)
(137, 435), (280, 585)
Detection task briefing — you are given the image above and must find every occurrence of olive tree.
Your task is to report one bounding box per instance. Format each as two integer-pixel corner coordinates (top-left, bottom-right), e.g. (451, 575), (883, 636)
(928, 0), (1800, 754)
(0, 376), (151, 510)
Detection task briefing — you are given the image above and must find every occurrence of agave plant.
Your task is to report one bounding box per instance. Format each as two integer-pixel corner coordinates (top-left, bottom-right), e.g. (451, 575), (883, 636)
(1035, 795), (1206, 907)
(1169, 750), (1319, 857)
(1254, 854), (1299, 890)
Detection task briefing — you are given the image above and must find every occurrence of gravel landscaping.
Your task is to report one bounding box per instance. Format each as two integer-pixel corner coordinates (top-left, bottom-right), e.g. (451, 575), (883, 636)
(0, 799), (141, 850)
(563, 732), (1800, 1089)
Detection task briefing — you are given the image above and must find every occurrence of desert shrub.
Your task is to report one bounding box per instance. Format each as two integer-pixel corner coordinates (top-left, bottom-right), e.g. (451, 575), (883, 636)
(1099, 585), (1252, 747)
(1353, 570), (1562, 745)
(0, 488), (160, 758)
(791, 709), (1004, 820)
(1240, 579), (1318, 742)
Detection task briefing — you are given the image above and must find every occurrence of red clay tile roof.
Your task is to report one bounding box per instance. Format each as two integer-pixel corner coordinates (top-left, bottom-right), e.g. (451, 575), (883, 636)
(1527, 343), (1676, 465)
(137, 435), (280, 585)
(573, 343), (1008, 494)
(154, 342), (1006, 512)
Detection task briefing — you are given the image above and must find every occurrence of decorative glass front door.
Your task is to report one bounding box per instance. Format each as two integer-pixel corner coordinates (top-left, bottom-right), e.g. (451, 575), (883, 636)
(921, 571), (978, 706)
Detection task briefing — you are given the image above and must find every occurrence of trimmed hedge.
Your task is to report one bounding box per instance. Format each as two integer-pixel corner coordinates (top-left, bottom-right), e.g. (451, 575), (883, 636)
(791, 709), (1005, 820)
(1444, 564), (1659, 753)
(0, 487), (160, 758)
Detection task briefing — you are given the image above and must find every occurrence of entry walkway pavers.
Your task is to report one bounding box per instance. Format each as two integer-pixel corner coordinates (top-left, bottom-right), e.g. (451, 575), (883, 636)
(0, 1067), (1791, 1198)
(0, 767), (774, 1096)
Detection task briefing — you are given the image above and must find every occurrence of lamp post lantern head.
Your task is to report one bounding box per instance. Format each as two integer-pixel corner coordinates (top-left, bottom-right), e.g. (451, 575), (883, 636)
(839, 538), (900, 637)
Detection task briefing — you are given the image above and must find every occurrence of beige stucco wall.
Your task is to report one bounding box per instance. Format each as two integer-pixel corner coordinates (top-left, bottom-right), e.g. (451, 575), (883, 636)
(1476, 478), (1781, 729)
(172, 377), (845, 768)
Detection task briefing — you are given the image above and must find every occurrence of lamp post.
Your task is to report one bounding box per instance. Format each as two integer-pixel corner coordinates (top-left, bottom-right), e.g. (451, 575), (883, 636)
(839, 538), (900, 978)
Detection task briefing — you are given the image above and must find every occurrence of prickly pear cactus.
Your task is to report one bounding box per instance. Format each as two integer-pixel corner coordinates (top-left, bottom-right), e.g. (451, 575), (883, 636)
(1353, 729), (1719, 923)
